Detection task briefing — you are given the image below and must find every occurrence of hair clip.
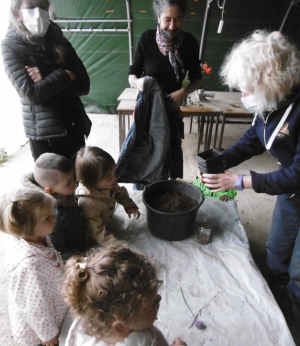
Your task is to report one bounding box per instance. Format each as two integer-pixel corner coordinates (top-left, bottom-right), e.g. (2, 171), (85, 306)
(76, 257), (88, 270)
(77, 262), (87, 270)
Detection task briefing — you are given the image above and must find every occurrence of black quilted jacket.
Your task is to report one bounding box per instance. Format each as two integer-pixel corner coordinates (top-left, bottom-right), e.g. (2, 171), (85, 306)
(1, 22), (91, 140)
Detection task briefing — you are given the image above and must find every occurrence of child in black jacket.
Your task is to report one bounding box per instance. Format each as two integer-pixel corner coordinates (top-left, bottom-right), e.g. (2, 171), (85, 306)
(22, 153), (88, 259)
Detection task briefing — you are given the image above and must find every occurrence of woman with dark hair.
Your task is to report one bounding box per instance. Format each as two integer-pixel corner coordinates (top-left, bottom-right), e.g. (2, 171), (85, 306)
(128, 0), (201, 188)
(1, 0), (92, 163)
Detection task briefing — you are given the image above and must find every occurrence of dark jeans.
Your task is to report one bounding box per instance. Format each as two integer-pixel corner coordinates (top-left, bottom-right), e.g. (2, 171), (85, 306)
(29, 131), (85, 165)
(266, 194), (300, 309)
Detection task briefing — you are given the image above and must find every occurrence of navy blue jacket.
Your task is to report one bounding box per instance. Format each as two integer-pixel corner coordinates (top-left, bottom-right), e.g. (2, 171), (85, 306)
(223, 86), (300, 196)
(116, 77), (170, 184)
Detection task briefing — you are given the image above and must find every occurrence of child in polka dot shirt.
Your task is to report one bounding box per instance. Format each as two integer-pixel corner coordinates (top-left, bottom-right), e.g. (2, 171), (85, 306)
(0, 188), (67, 346)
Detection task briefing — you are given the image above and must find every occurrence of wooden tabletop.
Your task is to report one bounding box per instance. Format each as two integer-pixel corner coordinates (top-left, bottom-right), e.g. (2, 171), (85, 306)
(117, 99), (136, 111)
(180, 103), (221, 113)
(206, 91), (251, 116)
(117, 88), (137, 102)
(116, 88), (252, 117)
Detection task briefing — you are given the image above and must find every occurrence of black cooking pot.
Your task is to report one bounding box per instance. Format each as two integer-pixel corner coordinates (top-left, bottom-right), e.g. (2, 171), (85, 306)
(142, 180), (204, 241)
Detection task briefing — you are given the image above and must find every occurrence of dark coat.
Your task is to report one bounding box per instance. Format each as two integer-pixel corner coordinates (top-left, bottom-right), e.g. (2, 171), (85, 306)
(223, 85), (300, 197)
(1, 22), (91, 140)
(22, 172), (88, 259)
(116, 77), (170, 184)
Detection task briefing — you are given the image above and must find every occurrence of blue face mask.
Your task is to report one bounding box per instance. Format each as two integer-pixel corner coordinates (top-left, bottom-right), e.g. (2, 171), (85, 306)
(240, 93), (263, 113)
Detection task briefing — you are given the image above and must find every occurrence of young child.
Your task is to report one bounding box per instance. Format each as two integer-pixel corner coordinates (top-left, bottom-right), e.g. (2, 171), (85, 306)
(62, 242), (187, 346)
(0, 188), (67, 346)
(22, 152), (88, 259)
(75, 146), (140, 245)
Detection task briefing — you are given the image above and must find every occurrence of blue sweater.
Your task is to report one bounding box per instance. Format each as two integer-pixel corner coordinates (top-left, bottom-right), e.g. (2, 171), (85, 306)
(223, 86), (300, 196)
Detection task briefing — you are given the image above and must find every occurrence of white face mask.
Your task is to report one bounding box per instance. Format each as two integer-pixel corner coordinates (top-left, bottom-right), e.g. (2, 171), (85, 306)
(240, 93), (263, 114)
(21, 7), (50, 37)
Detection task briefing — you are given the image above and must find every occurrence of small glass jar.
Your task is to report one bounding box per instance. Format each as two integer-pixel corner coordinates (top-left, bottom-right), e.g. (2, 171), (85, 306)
(197, 222), (211, 245)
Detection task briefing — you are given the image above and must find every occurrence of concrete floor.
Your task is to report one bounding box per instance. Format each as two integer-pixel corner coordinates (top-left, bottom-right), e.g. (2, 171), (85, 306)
(0, 114), (296, 345)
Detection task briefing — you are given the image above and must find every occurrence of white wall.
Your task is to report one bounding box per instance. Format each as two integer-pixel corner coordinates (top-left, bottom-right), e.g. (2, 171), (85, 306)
(0, 2), (27, 155)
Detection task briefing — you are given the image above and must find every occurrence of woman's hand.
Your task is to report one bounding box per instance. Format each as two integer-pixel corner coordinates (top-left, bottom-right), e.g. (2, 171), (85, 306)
(42, 333), (59, 346)
(25, 66), (43, 82)
(201, 170), (239, 192)
(166, 89), (185, 110)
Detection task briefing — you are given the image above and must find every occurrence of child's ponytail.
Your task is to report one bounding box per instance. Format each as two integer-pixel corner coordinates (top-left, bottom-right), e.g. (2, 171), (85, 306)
(62, 255), (90, 310)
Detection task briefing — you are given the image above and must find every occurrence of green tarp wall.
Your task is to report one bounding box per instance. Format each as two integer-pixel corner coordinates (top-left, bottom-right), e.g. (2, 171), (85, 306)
(52, 0), (300, 114)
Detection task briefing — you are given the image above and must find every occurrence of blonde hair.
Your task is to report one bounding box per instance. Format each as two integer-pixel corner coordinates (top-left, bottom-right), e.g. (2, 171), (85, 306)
(0, 188), (55, 237)
(75, 146), (115, 190)
(62, 242), (160, 338)
(220, 30), (300, 112)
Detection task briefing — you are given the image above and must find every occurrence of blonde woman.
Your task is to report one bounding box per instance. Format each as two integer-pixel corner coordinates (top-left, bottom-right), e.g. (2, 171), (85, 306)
(200, 30), (300, 323)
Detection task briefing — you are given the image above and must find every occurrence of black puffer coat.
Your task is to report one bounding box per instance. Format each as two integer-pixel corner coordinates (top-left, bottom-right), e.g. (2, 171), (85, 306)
(1, 22), (91, 140)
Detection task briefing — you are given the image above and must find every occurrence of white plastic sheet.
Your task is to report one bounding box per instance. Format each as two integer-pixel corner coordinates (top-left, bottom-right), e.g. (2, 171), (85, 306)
(110, 192), (294, 346)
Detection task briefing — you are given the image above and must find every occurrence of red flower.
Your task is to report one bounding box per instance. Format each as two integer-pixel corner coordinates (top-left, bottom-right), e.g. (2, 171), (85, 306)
(206, 67), (212, 75)
(201, 62), (212, 76)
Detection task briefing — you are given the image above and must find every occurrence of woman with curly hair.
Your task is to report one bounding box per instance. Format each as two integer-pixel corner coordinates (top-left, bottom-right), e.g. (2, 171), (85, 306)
(199, 30), (300, 321)
(1, 0), (92, 163)
(62, 242), (187, 346)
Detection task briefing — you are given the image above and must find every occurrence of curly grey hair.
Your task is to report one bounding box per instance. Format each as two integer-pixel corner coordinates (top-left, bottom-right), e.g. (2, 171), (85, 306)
(220, 30), (300, 112)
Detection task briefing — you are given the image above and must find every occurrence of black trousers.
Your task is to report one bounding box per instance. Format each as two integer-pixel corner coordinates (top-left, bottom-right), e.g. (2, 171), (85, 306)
(29, 131), (85, 165)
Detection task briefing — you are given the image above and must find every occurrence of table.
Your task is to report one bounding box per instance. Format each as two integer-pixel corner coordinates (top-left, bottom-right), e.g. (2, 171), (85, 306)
(117, 100), (136, 151)
(109, 191), (294, 346)
(116, 88), (252, 152)
(205, 91), (253, 149)
(179, 103), (223, 152)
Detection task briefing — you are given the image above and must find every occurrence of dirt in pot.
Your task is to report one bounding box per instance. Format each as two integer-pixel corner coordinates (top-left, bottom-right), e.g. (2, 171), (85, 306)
(152, 192), (198, 213)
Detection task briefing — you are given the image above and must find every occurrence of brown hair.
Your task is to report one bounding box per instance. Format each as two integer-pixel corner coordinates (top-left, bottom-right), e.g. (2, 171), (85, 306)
(0, 188), (55, 237)
(62, 242), (160, 338)
(75, 146), (115, 190)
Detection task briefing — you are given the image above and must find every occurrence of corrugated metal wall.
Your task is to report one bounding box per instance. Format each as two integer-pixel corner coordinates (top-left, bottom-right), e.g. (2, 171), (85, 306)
(52, 0), (300, 113)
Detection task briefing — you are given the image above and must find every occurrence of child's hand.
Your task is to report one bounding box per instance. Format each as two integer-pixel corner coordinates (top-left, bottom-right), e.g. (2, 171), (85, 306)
(126, 207), (140, 219)
(170, 338), (187, 346)
(42, 333), (59, 346)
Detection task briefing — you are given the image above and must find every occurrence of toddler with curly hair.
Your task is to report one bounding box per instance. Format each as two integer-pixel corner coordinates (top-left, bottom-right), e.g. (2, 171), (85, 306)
(62, 242), (187, 346)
